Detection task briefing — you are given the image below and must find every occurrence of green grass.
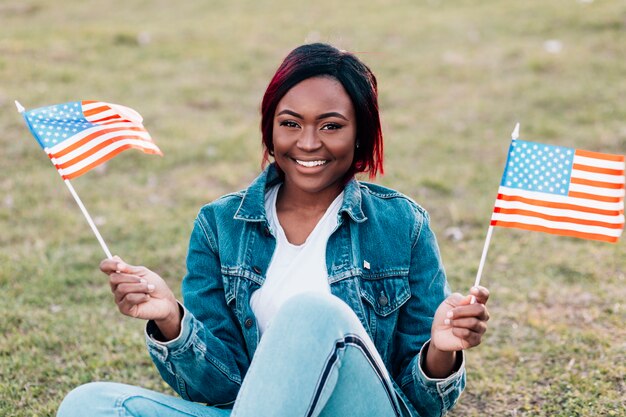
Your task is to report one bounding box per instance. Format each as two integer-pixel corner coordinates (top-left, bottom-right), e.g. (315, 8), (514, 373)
(1, 0), (625, 415)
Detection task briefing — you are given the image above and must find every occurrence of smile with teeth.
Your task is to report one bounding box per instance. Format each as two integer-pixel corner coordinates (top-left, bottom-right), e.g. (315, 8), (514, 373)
(294, 159), (327, 167)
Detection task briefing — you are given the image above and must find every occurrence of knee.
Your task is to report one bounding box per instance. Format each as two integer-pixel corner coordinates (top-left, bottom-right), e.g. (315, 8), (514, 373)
(57, 382), (127, 417)
(276, 293), (362, 335)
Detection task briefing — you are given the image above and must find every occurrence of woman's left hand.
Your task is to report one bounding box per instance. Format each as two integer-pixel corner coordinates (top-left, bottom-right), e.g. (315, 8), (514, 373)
(431, 286), (490, 351)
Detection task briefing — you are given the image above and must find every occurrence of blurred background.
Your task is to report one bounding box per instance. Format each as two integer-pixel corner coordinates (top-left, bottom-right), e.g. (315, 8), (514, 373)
(1, 1), (624, 415)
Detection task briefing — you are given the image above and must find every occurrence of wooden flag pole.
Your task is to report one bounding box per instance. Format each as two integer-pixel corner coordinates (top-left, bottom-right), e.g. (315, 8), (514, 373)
(15, 100), (113, 259)
(473, 225), (494, 288)
(62, 179), (113, 259)
(472, 123), (520, 300)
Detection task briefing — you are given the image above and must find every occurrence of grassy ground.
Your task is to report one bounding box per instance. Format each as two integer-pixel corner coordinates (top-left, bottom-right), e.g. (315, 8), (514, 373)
(1, 0), (625, 415)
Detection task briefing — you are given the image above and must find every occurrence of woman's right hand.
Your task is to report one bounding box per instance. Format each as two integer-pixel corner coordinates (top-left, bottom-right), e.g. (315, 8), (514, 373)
(100, 256), (182, 340)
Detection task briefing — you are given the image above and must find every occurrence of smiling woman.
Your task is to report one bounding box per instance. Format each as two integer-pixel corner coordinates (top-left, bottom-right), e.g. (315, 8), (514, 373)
(57, 43), (491, 417)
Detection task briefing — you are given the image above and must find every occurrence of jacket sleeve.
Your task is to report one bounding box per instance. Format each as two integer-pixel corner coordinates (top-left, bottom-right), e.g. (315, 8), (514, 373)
(145, 213), (250, 406)
(394, 209), (466, 417)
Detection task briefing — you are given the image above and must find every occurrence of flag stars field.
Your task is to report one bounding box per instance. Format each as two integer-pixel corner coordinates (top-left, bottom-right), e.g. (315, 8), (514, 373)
(505, 141), (574, 195)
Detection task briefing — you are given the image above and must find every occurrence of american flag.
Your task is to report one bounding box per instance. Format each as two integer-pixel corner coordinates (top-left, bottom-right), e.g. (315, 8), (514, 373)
(22, 101), (162, 179)
(491, 139), (625, 243)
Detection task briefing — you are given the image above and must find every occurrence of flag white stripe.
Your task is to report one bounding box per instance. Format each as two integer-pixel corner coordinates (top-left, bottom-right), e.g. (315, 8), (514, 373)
(53, 130), (153, 164)
(568, 183), (625, 198)
(490, 213), (623, 237)
(573, 155), (625, 170)
(47, 122), (143, 154)
(61, 139), (161, 175)
(493, 200), (624, 223)
(497, 186), (624, 210)
(571, 169), (625, 184)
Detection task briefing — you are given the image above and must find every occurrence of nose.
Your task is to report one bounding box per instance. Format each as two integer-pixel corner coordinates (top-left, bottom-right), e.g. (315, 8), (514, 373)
(296, 127), (322, 152)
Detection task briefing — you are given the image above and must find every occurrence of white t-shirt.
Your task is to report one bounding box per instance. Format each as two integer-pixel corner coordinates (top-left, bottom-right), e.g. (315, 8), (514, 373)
(249, 184), (343, 335)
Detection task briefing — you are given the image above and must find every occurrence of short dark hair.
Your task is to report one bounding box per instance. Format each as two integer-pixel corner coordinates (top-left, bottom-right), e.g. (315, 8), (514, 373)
(261, 43), (383, 179)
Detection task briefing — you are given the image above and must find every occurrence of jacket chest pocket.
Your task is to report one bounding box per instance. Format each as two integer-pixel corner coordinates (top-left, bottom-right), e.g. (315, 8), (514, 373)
(358, 273), (411, 361)
(221, 270), (261, 330)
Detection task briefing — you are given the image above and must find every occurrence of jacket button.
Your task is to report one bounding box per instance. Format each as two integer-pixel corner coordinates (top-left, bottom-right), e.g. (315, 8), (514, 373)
(244, 318), (254, 329)
(263, 226), (271, 237)
(378, 294), (389, 307)
(253, 266), (261, 274)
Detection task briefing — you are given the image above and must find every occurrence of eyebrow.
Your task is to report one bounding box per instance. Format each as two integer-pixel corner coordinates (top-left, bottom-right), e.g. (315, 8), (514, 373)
(276, 109), (349, 121)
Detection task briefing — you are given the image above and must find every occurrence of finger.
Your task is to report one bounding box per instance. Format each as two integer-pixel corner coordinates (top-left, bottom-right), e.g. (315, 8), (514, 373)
(123, 292), (151, 305)
(109, 272), (145, 293)
(110, 273), (145, 286)
(447, 317), (488, 335)
(449, 303), (490, 321)
(100, 258), (122, 274)
(443, 293), (466, 309)
(470, 286), (490, 305)
(451, 327), (483, 348)
(459, 294), (475, 306)
(115, 261), (147, 275)
(116, 282), (155, 296)
(118, 293), (150, 315)
(101, 256), (146, 276)
(113, 282), (154, 303)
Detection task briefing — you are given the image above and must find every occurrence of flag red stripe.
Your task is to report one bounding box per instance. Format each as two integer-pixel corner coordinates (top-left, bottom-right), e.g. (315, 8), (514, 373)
(51, 126), (147, 158)
(572, 163), (624, 176)
(493, 207), (623, 229)
(495, 193), (621, 216)
(83, 105), (111, 117)
(60, 144), (162, 179)
(567, 191), (622, 203)
(570, 177), (625, 189)
(56, 135), (154, 169)
(489, 220), (619, 243)
(575, 149), (625, 162)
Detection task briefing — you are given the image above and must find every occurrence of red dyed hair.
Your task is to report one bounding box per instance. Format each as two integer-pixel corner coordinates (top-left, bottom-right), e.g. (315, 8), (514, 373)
(260, 43), (384, 179)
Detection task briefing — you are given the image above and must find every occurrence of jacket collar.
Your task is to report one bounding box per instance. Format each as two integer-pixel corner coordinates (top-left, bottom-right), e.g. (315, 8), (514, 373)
(234, 163), (367, 223)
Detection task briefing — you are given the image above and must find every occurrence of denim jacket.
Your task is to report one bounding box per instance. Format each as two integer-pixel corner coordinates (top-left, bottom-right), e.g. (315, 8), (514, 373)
(146, 164), (466, 417)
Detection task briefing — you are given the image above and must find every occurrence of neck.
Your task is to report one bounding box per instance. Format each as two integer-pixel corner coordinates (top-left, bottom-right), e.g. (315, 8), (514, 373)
(277, 181), (343, 214)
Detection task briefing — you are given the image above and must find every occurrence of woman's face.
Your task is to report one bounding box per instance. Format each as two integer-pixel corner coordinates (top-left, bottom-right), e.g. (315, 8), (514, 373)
(272, 76), (357, 196)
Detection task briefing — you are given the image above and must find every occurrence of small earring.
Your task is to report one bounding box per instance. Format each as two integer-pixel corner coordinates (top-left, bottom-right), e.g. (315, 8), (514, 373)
(355, 142), (360, 149)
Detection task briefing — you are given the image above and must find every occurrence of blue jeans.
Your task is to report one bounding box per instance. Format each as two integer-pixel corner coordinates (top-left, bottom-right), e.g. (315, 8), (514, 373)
(57, 293), (402, 417)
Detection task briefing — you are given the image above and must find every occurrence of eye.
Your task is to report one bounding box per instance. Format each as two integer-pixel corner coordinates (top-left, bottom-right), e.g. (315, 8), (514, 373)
(279, 120), (300, 129)
(321, 123), (343, 130)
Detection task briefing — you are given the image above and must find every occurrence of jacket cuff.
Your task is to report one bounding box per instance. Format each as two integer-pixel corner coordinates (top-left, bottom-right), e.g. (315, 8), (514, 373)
(145, 303), (193, 354)
(414, 340), (466, 408)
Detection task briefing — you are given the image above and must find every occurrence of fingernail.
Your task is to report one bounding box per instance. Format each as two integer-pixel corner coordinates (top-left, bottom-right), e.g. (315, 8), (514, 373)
(140, 279), (147, 284)
(446, 311), (453, 318)
(444, 319), (451, 326)
(147, 284), (155, 292)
